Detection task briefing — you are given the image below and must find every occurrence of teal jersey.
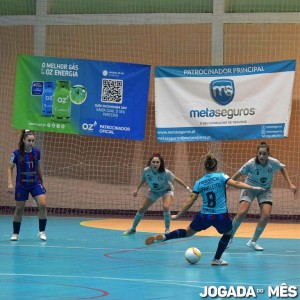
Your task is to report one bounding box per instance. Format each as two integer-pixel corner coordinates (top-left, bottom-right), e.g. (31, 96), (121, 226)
(240, 157), (284, 189)
(142, 167), (175, 193)
(193, 172), (230, 214)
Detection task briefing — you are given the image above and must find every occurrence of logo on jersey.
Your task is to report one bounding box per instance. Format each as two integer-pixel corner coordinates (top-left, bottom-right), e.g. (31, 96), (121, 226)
(260, 178), (267, 184)
(210, 79), (235, 105)
(153, 183), (159, 189)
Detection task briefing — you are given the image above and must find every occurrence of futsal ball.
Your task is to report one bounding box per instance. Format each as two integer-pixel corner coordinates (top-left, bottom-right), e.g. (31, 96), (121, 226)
(185, 247), (201, 264)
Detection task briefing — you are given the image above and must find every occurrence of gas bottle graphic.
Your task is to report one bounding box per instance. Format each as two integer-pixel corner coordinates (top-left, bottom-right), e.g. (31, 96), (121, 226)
(70, 85), (87, 105)
(42, 81), (54, 116)
(52, 80), (71, 122)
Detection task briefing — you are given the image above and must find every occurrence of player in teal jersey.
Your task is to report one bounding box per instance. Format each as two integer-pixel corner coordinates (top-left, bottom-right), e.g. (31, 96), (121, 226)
(229, 141), (297, 251)
(7, 130), (48, 241)
(145, 154), (264, 266)
(123, 152), (192, 236)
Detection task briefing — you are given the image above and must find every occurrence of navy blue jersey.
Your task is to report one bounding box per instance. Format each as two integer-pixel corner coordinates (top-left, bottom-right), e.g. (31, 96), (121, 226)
(193, 172), (230, 214)
(10, 148), (42, 188)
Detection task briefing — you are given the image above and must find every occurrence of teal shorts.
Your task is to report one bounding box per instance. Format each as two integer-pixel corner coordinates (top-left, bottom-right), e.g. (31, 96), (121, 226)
(239, 188), (272, 205)
(148, 188), (174, 201)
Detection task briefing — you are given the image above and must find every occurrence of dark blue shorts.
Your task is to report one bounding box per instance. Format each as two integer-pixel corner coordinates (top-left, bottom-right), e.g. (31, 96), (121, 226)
(190, 212), (232, 234)
(15, 184), (46, 201)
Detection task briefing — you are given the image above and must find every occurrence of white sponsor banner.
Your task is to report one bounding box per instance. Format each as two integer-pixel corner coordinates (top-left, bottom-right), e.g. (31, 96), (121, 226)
(155, 60), (296, 142)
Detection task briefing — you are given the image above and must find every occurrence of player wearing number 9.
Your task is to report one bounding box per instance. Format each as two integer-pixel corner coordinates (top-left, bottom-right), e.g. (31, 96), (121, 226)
(145, 154), (265, 266)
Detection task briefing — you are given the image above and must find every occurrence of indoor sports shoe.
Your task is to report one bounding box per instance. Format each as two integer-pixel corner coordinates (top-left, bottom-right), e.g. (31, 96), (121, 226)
(38, 231), (47, 241)
(246, 239), (263, 251)
(145, 234), (165, 245)
(10, 233), (19, 241)
(211, 259), (228, 266)
(123, 229), (136, 236)
(165, 229), (170, 234)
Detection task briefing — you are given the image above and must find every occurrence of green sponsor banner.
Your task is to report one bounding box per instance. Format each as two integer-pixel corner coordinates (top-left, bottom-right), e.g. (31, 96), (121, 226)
(13, 54), (151, 139)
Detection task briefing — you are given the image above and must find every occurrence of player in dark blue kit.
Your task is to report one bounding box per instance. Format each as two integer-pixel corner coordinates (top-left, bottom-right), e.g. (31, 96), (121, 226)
(145, 154), (264, 266)
(7, 130), (48, 241)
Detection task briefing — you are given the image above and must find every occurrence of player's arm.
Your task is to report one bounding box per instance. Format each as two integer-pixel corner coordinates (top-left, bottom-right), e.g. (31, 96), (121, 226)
(174, 176), (192, 193)
(133, 178), (146, 197)
(227, 178), (264, 191)
(7, 162), (15, 192)
(171, 192), (198, 220)
(230, 170), (242, 181)
(280, 167), (297, 195)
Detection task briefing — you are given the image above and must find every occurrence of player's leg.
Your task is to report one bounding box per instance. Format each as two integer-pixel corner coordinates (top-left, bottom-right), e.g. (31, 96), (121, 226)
(34, 194), (47, 241)
(231, 201), (250, 235)
(145, 212), (206, 245)
(32, 184), (47, 241)
(253, 202), (272, 240)
(230, 189), (255, 239)
(212, 216), (232, 266)
(227, 200), (250, 248)
(123, 196), (154, 235)
(247, 190), (272, 251)
(11, 187), (28, 241)
(145, 225), (197, 245)
(11, 200), (26, 241)
(212, 231), (232, 266)
(162, 193), (174, 233)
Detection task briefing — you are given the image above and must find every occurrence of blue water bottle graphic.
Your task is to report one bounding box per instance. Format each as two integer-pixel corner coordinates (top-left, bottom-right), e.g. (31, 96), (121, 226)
(42, 81), (54, 116)
(52, 80), (71, 123)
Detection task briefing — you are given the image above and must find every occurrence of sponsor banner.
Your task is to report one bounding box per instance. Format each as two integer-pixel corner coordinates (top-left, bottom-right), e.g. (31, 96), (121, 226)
(13, 54), (151, 140)
(155, 60), (296, 142)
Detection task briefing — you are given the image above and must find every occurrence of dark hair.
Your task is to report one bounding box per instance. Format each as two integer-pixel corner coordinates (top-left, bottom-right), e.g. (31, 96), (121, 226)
(18, 130), (35, 165)
(255, 141), (270, 164)
(147, 152), (165, 172)
(204, 154), (218, 172)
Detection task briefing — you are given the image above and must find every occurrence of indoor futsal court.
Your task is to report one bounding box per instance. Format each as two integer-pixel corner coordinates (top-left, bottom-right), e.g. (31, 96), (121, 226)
(0, 215), (299, 299)
(1, 0), (300, 299)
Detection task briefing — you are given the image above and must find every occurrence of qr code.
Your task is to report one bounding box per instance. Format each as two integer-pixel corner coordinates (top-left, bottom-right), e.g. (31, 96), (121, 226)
(101, 79), (123, 103)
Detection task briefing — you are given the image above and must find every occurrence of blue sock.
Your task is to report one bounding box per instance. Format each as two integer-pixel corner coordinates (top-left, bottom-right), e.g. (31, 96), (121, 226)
(39, 219), (47, 232)
(13, 221), (21, 234)
(165, 229), (187, 240)
(214, 234), (231, 259)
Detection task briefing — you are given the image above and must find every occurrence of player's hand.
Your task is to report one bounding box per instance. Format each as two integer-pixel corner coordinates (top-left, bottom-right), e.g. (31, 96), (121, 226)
(290, 184), (297, 195)
(252, 187), (265, 191)
(7, 183), (14, 193)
